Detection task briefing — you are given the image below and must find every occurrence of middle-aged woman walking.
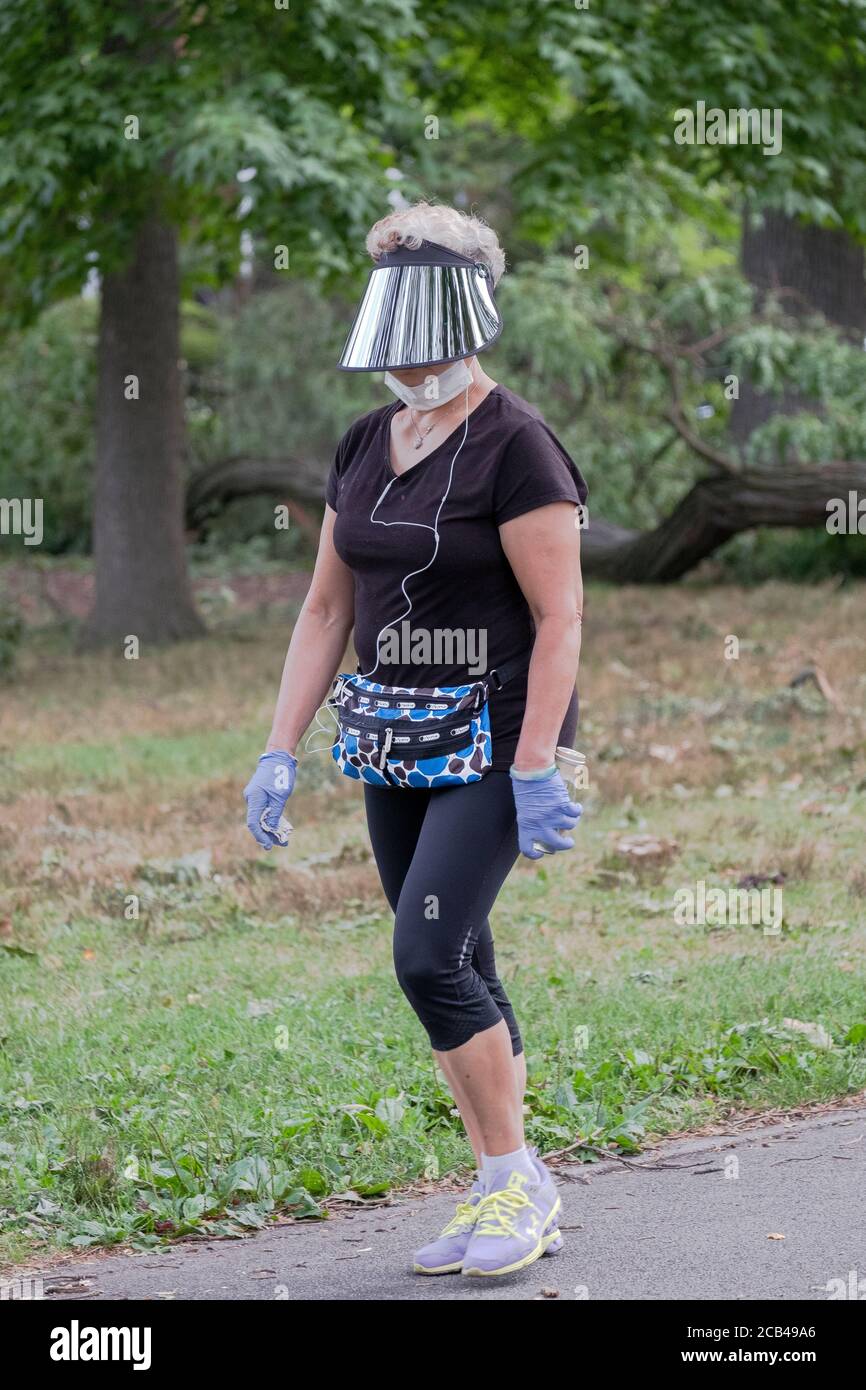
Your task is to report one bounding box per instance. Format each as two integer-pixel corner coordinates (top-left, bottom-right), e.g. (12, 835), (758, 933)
(244, 202), (587, 1278)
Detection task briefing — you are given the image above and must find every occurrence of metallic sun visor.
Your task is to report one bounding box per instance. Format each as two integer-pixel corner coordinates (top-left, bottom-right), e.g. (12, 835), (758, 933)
(337, 239), (502, 371)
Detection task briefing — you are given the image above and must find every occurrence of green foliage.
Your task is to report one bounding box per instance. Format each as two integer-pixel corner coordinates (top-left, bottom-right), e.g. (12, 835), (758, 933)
(179, 299), (223, 371)
(191, 507), (309, 567)
(193, 281), (379, 474)
(0, 297), (222, 552)
(0, 299), (97, 552)
(453, 0), (866, 243)
(2, 0), (864, 336)
(525, 1017), (864, 1153)
(494, 236), (866, 529)
(718, 529), (866, 584)
(0, 0), (862, 574)
(727, 319), (866, 467)
(0, 0), (424, 326)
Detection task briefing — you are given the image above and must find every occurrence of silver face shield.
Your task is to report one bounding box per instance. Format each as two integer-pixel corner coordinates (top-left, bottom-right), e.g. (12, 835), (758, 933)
(337, 239), (502, 372)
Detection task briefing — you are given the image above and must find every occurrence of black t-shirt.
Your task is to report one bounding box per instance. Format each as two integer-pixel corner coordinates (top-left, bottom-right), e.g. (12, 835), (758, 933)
(326, 384), (588, 770)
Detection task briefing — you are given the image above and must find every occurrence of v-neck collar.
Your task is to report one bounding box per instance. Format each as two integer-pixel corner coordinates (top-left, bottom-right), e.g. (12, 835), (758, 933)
(382, 385), (501, 481)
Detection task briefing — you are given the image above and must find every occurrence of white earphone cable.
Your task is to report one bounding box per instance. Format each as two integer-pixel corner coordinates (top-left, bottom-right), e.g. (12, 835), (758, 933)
(362, 382), (471, 680)
(304, 381), (472, 755)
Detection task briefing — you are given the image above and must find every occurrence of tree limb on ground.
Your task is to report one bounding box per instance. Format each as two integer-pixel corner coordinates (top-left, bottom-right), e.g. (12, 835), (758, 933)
(580, 460), (865, 582)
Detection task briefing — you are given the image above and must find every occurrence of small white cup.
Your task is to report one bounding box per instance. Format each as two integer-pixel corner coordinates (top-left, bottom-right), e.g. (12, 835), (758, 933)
(530, 749), (587, 854)
(555, 745), (587, 785)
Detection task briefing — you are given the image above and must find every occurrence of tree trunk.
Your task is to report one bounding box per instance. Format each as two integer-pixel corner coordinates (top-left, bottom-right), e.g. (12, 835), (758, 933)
(83, 215), (204, 646)
(730, 209), (866, 451)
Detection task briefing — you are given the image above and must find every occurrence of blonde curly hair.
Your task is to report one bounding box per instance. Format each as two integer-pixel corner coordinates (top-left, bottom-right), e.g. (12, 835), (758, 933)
(365, 202), (506, 286)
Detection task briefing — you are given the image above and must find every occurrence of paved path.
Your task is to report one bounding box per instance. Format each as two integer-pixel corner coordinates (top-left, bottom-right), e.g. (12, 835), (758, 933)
(26, 1102), (866, 1301)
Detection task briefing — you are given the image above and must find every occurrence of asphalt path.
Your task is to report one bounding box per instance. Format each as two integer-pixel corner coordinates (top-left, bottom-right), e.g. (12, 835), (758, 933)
(23, 1101), (866, 1301)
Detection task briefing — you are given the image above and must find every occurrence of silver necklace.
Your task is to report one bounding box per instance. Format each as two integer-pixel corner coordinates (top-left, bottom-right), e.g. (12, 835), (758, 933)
(408, 390), (473, 449)
(409, 410), (437, 449)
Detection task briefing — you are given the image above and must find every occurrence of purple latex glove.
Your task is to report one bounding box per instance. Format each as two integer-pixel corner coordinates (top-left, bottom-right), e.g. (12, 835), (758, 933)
(244, 751), (297, 849)
(510, 767), (582, 860)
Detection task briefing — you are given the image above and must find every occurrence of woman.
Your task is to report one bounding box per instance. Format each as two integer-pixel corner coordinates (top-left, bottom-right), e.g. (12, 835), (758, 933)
(244, 203), (586, 1279)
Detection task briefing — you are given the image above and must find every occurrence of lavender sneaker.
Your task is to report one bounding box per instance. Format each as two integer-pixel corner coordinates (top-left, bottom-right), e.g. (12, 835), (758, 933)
(462, 1159), (562, 1278)
(413, 1179), (485, 1275)
(529, 1147), (564, 1256)
(414, 1167), (562, 1275)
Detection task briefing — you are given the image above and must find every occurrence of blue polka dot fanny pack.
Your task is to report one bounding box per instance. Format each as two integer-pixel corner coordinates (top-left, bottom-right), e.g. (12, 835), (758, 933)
(329, 656), (528, 790)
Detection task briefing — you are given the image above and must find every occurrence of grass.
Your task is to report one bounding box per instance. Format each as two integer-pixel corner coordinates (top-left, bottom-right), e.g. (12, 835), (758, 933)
(1, 578), (866, 1264)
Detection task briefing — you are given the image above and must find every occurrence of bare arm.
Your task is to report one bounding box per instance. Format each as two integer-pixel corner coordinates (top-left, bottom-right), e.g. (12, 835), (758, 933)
(265, 505), (355, 755)
(498, 502), (583, 771)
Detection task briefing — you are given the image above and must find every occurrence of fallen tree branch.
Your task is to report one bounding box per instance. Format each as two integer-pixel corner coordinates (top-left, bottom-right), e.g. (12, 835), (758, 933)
(186, 454), (328, 526)
(579, 459), (866, 582)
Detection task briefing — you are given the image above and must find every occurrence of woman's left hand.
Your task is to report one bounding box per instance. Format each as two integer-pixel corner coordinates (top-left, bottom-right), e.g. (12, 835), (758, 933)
(510, 768), (582, 859)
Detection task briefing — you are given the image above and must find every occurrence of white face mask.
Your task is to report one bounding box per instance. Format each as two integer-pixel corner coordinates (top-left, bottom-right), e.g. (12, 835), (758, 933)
(384, 359), (473, 410)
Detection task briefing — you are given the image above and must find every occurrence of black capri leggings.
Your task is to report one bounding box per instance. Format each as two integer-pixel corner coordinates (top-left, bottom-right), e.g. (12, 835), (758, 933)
(363, 771), (523, 1056)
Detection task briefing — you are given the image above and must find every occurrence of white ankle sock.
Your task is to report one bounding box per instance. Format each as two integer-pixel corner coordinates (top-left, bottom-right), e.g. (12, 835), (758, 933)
(480, 1145), (537, 1190)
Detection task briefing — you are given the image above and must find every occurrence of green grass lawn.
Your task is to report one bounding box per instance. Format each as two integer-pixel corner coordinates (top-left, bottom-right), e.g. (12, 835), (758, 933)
(1, 580), (865, 1264)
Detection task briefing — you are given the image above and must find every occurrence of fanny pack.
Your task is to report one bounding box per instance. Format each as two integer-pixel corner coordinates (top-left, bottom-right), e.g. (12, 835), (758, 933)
(329, 656), (529, 789)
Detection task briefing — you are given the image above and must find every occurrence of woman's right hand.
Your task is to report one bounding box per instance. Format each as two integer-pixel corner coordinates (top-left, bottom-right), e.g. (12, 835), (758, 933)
(244, 751), (297, 849)
(509, 767), (582, 859)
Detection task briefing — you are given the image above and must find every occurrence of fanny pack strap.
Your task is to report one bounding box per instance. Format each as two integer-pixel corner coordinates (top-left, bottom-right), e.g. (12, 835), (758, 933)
(352, 651), (531, 694)
(485, 651), (531, 693)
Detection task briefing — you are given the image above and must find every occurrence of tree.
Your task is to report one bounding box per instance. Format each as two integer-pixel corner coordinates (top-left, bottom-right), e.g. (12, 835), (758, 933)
(0, 0), (421, 642)
(411, 0), (866, 572)
(512, 0), (866, 454)
(4, 0), (865, 609)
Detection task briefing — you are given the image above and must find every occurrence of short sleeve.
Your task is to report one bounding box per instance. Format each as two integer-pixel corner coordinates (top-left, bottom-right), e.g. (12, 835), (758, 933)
(325, 432), (347, 512)
(492, 419), (588, 527)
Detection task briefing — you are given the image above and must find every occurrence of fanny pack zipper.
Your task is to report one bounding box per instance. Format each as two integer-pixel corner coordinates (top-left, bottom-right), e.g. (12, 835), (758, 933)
(378, 726), (394, 770)
(340, 680), (484, 714)
(339, 712), (477, 762)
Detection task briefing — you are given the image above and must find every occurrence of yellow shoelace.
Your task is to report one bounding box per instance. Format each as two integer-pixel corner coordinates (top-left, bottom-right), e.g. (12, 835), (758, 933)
(440, 1198), (479, 1237)
(473, 1187), (532, 1238)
